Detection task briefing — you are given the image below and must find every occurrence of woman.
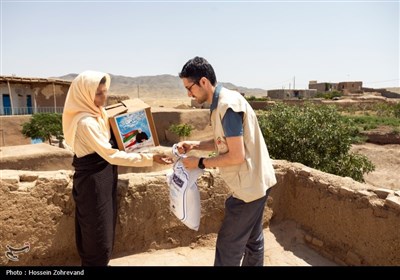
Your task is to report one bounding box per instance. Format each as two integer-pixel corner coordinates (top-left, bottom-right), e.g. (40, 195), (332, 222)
(62, 70), (172, 266)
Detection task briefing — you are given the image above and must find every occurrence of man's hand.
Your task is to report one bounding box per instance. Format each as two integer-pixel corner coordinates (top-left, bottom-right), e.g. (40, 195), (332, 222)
(182, 156), (200, 169)
(176, 141), (200, 154)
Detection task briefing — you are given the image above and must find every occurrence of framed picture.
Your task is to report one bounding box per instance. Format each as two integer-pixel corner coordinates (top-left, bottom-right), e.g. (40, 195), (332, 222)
(109, 101), (159, 152)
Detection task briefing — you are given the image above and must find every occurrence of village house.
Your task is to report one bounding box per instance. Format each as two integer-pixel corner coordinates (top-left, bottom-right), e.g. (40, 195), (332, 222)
(0, 75), (71, 116)
(267, 89), (317, 99)
(308, 80), (363, 94)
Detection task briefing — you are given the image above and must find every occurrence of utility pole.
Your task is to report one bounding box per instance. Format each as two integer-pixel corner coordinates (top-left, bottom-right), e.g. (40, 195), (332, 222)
(293, 76), (296, 90)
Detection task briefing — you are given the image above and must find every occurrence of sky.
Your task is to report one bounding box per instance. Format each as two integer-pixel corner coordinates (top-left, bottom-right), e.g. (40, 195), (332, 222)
(1, 0), (399, 90)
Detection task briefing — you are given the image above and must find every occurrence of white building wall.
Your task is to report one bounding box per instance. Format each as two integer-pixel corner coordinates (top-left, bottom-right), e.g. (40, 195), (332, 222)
(0, 83), (35, 115)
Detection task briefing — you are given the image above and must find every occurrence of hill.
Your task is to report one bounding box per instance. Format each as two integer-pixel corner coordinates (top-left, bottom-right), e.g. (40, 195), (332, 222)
(384, 87), (400, 94)
(56, 73), (268, 98)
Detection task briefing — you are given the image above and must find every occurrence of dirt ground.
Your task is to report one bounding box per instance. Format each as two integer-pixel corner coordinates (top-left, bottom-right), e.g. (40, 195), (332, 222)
(141, 97), (191, 109)
(109, 220), (337, 266)
(351, 143), (400, 190)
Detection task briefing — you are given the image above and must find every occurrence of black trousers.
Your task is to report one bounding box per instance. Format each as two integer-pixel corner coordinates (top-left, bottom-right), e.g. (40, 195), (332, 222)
(72, 153), (118, 266)
(214, 192), (269, 266)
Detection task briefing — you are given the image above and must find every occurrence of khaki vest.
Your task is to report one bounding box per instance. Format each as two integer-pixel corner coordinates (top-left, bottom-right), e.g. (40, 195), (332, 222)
(211, 87), (277, 202)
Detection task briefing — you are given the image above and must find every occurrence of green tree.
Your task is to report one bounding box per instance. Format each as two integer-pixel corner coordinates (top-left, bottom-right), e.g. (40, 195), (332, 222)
(22, 113), (64, 146)
(258, 103), (374, 182)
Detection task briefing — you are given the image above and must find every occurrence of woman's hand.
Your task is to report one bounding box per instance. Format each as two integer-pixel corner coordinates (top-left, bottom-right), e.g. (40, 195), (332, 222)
(153, 154), (174, 165)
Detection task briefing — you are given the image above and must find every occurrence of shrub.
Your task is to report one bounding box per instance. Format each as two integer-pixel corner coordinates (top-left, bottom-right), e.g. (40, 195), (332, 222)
(168, 123), (194, 138)
(343, 114), (400, 131)
(315, 91), (343, 100)
(258, 103), (374, 182)
(373, 103), (393, 117)
(245, 96), (269, 102)
(394, 103), (400, 118)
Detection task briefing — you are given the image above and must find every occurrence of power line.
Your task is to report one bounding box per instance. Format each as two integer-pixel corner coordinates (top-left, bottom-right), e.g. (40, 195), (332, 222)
(266, 78), (293, 88)
(364, 79), (399, 84)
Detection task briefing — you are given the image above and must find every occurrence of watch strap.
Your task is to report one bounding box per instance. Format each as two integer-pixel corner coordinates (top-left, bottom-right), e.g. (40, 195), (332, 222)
(198, 157), (205, 169)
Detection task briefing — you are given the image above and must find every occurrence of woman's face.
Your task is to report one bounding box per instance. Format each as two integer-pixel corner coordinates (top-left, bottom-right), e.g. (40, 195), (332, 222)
(94, 83), (108, 107)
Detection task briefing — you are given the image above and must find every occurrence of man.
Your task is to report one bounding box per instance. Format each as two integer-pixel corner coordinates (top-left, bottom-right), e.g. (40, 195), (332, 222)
(177, 57), (277, 266)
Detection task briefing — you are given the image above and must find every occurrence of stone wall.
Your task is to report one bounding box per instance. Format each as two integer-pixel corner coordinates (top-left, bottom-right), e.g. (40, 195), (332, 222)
(1, 161), (399, 266)
(363, 87), (400, 99)
(151, 108), (213, 145)
(0, 169), (235, 266)
(270, 161), (400, 266)
(361, 128), (400, 145)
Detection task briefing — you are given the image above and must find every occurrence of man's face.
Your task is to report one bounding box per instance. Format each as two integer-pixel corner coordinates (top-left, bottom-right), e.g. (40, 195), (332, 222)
(94, 83), (108, 107)
(182, 78), (207, 104)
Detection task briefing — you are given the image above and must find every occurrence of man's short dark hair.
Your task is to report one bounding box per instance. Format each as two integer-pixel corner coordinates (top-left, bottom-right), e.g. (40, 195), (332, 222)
(179, 56), (217, 86)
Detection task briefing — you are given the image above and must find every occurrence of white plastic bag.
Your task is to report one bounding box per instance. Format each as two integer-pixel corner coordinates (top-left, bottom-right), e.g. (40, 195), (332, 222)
(166, 144), (204, 231)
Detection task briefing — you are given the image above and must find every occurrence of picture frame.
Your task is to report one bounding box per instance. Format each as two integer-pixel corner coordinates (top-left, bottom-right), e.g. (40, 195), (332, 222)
(108, 99), (159, 152)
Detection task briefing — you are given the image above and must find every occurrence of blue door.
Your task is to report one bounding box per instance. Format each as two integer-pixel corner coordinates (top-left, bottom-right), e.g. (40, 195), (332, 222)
(3, 95), (11, 115)
(27, 95), (32, 114)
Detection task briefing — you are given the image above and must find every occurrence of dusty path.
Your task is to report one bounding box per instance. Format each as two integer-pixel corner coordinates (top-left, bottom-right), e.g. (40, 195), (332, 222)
(109, 220), (336, 266)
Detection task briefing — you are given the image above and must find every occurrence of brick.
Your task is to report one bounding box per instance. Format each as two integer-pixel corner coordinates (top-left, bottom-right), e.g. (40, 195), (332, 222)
(304, 234), (313, 243)
(328, 186), (338, 194)
(370, 188), (393, 199)
(20, 174), (38, 182)
(1, 176), (19, 184)
(356, 190), (376, 198)
(311, 237), (323, 247)
(298, 167), (312, 177)
(385, 195), (400, 211)
(346, 251), (362, 266)
(339, 186), (355, 196)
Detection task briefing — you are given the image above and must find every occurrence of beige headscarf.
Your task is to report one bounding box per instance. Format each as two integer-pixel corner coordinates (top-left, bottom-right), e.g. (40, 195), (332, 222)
(62, 70), (111, 153)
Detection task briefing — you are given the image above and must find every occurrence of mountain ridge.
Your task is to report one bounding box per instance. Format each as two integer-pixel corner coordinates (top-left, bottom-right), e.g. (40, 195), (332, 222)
(55, 73), (269, 98)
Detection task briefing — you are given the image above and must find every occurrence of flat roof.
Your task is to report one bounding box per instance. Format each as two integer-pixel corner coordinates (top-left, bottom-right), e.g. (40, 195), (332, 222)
(0, 75), (71, 85)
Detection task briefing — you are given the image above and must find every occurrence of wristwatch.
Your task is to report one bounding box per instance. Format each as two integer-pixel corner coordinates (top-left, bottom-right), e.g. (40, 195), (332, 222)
(198, 157), (205, 169)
